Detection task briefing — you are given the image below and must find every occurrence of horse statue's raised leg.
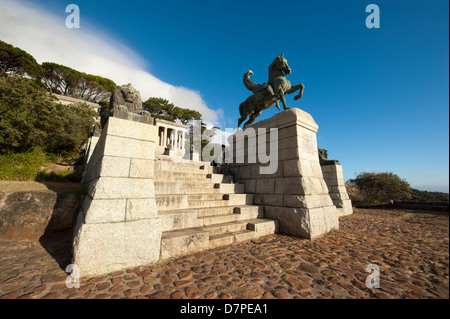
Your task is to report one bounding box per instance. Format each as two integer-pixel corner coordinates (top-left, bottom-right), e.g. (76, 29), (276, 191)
(277, 83), (304, 110)
(286, 83), (305, 101)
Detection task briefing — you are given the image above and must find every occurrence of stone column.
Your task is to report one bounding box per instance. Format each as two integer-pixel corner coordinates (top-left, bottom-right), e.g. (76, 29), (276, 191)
(73, 116), (161, 277)
(228, 108), (339, 239)
(171, 130), (176, 148)
(159, 128), (164, 147)
(181, 131), (185, 150)
(176, 130), (180, 149)
(163, 127), (168, 147)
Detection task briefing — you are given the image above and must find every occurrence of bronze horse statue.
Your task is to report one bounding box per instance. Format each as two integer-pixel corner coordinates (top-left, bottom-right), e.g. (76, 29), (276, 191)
(237, 54), (304, 129)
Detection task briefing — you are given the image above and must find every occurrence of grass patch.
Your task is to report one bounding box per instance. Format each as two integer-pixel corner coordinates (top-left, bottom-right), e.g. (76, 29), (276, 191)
(0, 148), (83, 183)
(0, 147), (47, 181)
(422, 240), (432, 245)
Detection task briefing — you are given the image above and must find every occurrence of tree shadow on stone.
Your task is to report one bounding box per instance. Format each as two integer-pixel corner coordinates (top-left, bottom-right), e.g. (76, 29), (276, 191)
(39, 192), (83, 271)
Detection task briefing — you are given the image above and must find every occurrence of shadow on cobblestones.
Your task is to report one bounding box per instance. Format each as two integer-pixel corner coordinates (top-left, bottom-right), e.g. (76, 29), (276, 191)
(37, 193), (80, 272)
(39, 229), (73, 272)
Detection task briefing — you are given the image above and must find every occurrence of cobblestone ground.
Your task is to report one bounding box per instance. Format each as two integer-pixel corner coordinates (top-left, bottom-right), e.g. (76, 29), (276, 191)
(0, 208), (448, 299)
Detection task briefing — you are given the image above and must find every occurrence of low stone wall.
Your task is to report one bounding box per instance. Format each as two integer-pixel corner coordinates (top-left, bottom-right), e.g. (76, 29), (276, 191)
(228, 108), (339, 239)
(72, 115), (161, 277)
(321, 164), (353, 217)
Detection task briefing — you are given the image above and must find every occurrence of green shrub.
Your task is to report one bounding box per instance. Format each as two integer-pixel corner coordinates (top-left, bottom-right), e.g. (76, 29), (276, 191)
(0, 147), (83, 182)
(347, 172), (412, 204)
(0, 76), (96, 155)
(44, 102), (97, 155)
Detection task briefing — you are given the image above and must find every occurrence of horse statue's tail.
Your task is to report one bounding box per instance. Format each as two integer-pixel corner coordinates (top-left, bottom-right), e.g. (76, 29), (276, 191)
(243, 70), (258, 92)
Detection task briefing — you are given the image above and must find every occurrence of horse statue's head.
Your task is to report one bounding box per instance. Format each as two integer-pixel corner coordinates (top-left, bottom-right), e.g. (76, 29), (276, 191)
(271, 53), (291, 75)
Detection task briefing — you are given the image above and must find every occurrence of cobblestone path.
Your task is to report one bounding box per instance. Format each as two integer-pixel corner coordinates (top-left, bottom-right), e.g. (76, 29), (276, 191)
(0, 208), (448, 299)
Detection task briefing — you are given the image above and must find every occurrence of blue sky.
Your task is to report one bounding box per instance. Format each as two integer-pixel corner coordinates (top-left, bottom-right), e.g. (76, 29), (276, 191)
(0, 0), (448, 192)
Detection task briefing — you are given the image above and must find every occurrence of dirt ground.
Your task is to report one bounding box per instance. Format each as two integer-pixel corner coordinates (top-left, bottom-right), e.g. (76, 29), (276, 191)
(0, 181), (82, 194)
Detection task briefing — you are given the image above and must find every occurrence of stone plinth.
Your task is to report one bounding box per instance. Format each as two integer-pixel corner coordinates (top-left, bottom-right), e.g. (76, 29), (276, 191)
(73, 116), (161, 277)
(228, 108), (339, 239)
(321, 164), (353, 217)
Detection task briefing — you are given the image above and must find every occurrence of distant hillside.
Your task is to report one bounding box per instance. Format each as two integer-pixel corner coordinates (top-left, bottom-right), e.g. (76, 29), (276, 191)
(410, 189), (449, 202)
(345, 183), (449, 204)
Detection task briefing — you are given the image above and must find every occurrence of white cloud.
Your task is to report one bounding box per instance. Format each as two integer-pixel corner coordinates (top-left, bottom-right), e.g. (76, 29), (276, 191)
(0, 0), (219, 124)
(208, 126), (236, 146)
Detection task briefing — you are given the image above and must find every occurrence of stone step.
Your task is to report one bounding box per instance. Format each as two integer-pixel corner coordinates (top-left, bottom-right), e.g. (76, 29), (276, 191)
(233, 205), (264, 220)
(160, 218), (279, 259)
(157, 155), (211, 165)
(188, 193), (226, 202)
(201, 220), (248, 237)
(208, 232), (242, 249)
(154, 158), (213, 174)
(154, 171), (211, 182)
(160, 228), (209, 260)
(158, 209), (201, 232)
(214, 183), (245, 194)
(208, 218), (278, 249)
(156, 194), (189, 211)
(246, 218), (280, 237)
(208, 174), (231, 184)
(155, 182), (215, 195)
(157, 193), (254, 211)
(158, 205), (265, 231)
(155, 171), (232, 185)
(223, 194), (255, 206)
(196, 206), (235, 217)
(155, 182), (245, 195)
(156, 194), (226, 211)
(187, 197), (251, 209)
(198, 213), (239, 226)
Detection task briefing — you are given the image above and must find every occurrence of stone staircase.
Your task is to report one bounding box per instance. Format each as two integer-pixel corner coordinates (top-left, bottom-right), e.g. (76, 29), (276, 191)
(154, 156), (279, 260)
